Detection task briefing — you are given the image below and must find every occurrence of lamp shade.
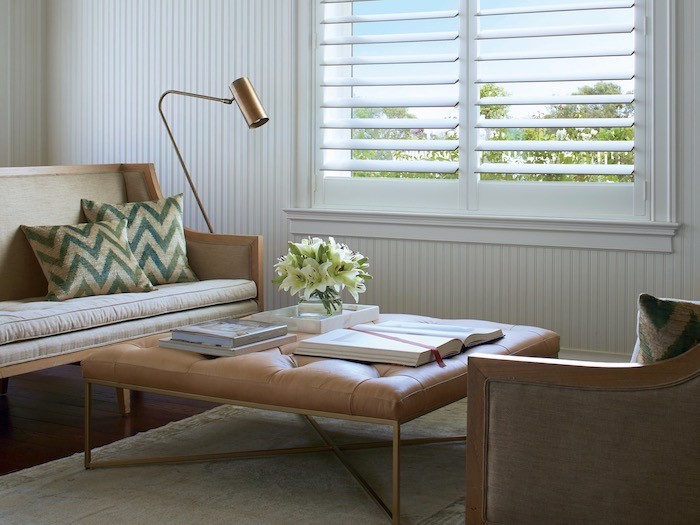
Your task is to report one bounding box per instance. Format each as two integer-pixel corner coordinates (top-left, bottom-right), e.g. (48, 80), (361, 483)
(230, 77), (269, 129)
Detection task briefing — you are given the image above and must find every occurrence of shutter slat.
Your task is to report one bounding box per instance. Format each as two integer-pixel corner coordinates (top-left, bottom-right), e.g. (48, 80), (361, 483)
(323, 75), (458, 87)
(323, 118), (459, 130)
(323, 96), (459, 108)
(477, 71), (634, 83)
(323, 139), (459, 151)
(319, 0), (461, 184)
(477, 48), (634, 61)
(477, 140), (634, 152)
(477, 1), (635, 16)
(478, 23), (633, 40)
(477, 163), (634, 176)
(477, 118), (634, 129)
(323, 10), (458, 24)
(322, 160), (459, 174)
(323, 53), (458, 66)
(322, 31), (459, 46)
(478, 95), (634, 105)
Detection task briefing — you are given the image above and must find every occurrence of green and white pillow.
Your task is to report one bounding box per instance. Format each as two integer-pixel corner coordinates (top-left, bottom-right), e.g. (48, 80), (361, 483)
(82, 194), (197, 285)
(21, 219), (154, 301)
(635, 294), (700, 364)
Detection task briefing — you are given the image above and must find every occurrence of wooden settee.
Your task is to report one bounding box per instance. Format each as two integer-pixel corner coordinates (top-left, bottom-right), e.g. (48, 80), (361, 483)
(0, 164), (262, 396)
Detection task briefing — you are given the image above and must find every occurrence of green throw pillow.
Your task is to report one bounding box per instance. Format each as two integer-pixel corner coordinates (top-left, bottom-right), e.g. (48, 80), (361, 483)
(21, 219), (154, 301)
(81, 194), (197, 285)
(636, 294), (700, 364)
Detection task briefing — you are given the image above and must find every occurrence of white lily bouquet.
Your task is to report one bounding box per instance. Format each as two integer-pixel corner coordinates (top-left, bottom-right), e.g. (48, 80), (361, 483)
(273, 237), (371, 315)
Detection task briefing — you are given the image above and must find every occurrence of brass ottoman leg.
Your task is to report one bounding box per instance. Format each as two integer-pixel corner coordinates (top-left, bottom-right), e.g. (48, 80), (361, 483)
(392, 422), (401, 525)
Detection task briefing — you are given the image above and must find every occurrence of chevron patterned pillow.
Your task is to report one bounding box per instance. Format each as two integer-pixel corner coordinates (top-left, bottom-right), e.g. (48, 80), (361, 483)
(21, 219), (154, 301)
(636, 294), (700, 364)
(81, 194), (197, 285)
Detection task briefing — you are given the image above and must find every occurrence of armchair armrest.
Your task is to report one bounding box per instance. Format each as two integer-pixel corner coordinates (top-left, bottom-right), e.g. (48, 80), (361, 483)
(184, 228), (263, 311)
(466, 348), (700, 525)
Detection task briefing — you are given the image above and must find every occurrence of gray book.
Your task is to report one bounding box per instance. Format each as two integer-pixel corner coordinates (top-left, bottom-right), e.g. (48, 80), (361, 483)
(171, 318), (287, 347)
(159, 333), (297, 357)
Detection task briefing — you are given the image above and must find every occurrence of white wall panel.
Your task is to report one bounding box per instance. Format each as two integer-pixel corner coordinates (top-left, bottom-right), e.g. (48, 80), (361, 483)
(0, 0), (44, 166)
(18, 0), (700, 358)
(43, 0), (295, 311)
(0, 0), (9, 165)
(288, 2), (700, 359)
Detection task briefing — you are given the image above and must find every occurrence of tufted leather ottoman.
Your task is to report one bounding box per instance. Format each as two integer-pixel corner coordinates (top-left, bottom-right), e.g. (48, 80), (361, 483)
(81, 313), (559, 523)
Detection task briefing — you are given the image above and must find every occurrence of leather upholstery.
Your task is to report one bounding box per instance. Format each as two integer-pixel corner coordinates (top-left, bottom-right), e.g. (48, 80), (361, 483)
(82, 314), (560, 422)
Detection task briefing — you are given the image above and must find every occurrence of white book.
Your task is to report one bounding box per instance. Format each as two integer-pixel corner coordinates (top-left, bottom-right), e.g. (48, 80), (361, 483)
(294, 321), (503, 367)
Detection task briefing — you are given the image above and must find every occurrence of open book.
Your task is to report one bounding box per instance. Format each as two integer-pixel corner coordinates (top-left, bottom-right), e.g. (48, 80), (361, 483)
(294, 321), (503, 367)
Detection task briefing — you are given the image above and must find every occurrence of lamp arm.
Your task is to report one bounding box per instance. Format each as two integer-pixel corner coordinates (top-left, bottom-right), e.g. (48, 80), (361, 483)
(158, 90), (233, 233)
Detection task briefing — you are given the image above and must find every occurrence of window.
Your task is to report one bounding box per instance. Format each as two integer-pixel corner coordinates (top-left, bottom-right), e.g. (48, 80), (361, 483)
(292, 0), (677, 252)
(316, 0), (461, 211)
(471, 0), (641, 218)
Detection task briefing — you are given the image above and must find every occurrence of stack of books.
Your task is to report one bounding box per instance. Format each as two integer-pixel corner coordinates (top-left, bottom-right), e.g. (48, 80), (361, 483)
(160, 318), (296, 357)
(294, 321), (503, 367)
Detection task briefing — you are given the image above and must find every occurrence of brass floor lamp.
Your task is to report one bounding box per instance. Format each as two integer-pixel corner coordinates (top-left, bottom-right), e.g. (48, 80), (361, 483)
(158, 77), (269, 233)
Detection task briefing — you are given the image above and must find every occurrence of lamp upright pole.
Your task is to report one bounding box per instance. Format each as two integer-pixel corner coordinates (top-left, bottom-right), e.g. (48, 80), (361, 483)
(158, 78), (269, 234)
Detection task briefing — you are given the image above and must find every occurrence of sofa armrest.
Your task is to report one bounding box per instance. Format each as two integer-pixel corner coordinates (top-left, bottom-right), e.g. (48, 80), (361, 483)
(184, 228), (263, 311)
(466, 348), (700, 525)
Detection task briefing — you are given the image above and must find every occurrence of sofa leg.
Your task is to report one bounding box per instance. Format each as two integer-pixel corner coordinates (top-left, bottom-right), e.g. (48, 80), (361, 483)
(116, 387), (131, 415)
(0, 378), (8, 396)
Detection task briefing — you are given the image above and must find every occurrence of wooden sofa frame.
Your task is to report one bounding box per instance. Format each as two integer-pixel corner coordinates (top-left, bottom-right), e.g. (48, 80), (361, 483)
(0, 164), (263, 397)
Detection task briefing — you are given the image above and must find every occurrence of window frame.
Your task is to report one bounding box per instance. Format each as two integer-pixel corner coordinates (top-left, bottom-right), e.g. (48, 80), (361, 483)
(290, 0), (678, 253)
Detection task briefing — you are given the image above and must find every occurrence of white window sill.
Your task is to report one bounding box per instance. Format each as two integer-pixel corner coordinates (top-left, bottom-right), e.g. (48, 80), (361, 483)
(285, 208), (679, 253)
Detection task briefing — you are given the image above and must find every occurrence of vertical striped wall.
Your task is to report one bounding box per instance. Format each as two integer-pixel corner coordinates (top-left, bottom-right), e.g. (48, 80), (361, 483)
(292, 1), (699, 360)
(0, 0), (44, 166)
(3, 0), (699, 358)
(298, 238), (695, 359)
(42, 0), (296, 312)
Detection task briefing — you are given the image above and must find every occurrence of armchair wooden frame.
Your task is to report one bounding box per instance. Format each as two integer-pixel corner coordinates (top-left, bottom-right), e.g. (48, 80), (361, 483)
(466, 347), (700, 524)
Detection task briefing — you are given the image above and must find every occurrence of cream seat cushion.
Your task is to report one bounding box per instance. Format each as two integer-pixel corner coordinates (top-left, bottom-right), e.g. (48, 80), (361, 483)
(0, 279), (256, 346)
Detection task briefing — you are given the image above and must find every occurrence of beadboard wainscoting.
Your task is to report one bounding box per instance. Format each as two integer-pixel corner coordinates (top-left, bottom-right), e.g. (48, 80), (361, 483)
(42, 0), (297, 310)
(0, 0), (45, 167)
(1, 0), (699, 359)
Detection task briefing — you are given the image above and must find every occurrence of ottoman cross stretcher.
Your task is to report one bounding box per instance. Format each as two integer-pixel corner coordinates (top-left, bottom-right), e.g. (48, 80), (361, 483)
(81, 314), (559, 524)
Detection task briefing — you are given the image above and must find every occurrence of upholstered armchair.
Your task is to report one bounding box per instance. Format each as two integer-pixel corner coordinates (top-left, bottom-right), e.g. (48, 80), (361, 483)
(466, 345), (700, 525)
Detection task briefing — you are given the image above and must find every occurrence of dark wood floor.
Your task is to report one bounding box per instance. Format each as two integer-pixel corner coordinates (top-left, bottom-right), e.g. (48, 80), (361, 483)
(0, 364), (217, 476)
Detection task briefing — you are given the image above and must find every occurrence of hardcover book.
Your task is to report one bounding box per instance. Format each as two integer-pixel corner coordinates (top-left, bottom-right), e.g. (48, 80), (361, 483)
(171, 318), (287, 347)
(294, 321), (503, 367)
(159, 333), (297, 358)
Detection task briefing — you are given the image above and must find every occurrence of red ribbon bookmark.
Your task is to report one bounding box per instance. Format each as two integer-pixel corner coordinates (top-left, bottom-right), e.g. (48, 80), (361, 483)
(349, 327), (446, 368)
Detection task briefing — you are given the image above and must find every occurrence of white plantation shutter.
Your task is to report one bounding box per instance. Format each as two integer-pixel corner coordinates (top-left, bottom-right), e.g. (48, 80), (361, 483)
(318, 0), (461, 179)
(310, 0), (664, 222)
(471, 0), (641, 217)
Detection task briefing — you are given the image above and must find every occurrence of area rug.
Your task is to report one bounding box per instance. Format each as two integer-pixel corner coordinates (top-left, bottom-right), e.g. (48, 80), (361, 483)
(0, 399), (467, 524)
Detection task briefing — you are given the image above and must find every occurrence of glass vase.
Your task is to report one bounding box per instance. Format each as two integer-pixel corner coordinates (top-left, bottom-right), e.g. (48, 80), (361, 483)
(296, 294), (343, 318)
